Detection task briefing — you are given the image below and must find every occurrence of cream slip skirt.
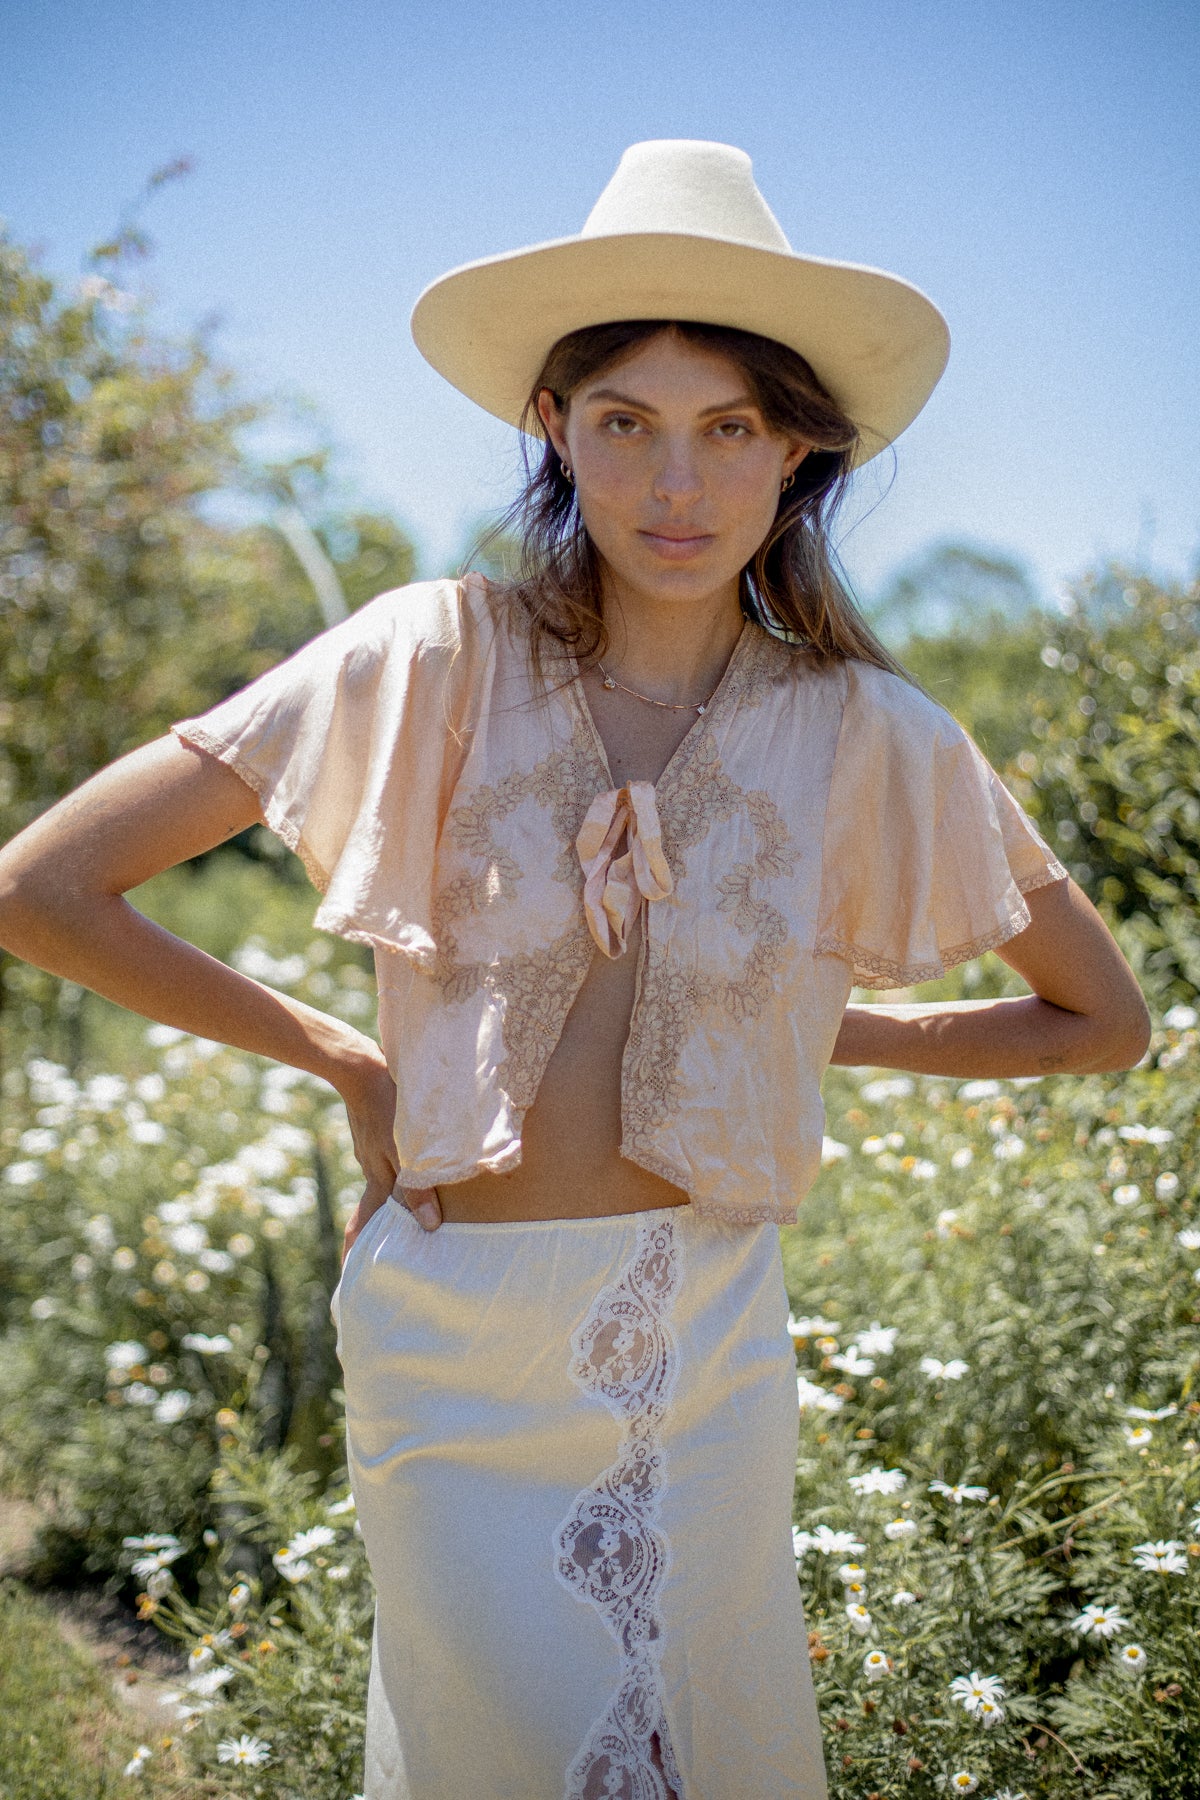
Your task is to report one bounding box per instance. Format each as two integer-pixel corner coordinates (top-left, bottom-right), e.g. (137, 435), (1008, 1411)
(331, 1195), (830, 1800)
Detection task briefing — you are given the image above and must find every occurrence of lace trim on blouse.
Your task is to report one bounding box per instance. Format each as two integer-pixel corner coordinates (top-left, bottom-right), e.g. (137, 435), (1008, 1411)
(812, 858), (1069, 991)
(552, 1214), (684, 1798)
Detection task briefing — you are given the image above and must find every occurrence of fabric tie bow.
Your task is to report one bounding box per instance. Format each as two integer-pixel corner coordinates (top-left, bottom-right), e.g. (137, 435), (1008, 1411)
(576, 781), (674, 958)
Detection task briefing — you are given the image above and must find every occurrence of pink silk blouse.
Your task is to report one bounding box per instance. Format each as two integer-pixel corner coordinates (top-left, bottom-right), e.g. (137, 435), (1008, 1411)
(172, 574), (1068, 1226)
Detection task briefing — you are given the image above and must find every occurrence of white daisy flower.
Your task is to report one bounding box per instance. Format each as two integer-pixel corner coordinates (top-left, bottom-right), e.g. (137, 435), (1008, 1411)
(122, 1532), (181, 1551)
(1113, 1184), (1141, 1206)
(947, 1774), (978, 1793)
(1069, 1601), (1130, 1638)
(1131, 1539), (1188, 1575)
(792, 1526), (813, 1560)
(1176, 1227), (1200, 1250)
(1155, 1173), (1180, 1199)
(821, 1136), (850, 1163)
(862, 1649), (892, 1680)
(858, 1076), (913, 1103)
(216, 1734), (272, 1766)
(854, 1323), (898, 1357)
(788, 1313), (841, 1337)
(845, 1602), (872, 1635)
(287, 1524), (337, 1557)
(848, 1465), (906, 1497)
(860, 1137), (886, 1155)
(146, 1568), (175, 1599)
(188, 1645), (214, 1671)
(949, 1670), (1006, 1713)
(1123, 1425), (1154, 1448)
(122, 1744), (153, 1776)
(929, 1479), (990, 1504)
(327, 1494), (356, 1515)
(181, 1332), (234, 1354)
(992, 1135), (1026, 1161)
(273, 1547), (314, 1582)
(884, 1517), (918, 1541)
(950, 1146), (974, 1169)
(921, 1357), (970, 1381)
(935, 1209), (960, 1237)
(186, 1666), (235, 1696)
(130, 1545), (186, 1578)
(1163, 1004), (1198, 1029)
(797, 1375), (844, 1413)
(957, 1079), (1001, 1101)
(891, 1589), (917, 1605)
(1126, 1403), (1177, 1420)
(107, 1342), (150, 1371)
(325, 1564), (351, 1580)
(976, 1696), (1005, 1726)
(829, 1348), (876, 1376)
(153, 1390), (192, 1424)
(1115, 1642), (1147, 1676)
(227, 1582), (251, 1612)
(809, 1525), (867, 1556)
(836, 1561), (868, 1584)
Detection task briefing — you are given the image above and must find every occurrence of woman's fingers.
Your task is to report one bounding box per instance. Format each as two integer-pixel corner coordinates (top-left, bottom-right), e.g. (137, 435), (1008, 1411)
(400, 1186), (442, 1232)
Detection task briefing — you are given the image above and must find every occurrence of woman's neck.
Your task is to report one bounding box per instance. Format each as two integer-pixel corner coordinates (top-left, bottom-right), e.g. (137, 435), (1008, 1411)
(595, 573), (748, 707)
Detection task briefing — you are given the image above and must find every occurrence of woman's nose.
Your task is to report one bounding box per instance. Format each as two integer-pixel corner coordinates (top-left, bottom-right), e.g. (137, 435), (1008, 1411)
(651, 438), (704, 504)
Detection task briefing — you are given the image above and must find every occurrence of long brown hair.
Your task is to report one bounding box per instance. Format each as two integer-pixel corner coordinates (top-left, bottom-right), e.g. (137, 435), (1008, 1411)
(472, 318), (919, 686)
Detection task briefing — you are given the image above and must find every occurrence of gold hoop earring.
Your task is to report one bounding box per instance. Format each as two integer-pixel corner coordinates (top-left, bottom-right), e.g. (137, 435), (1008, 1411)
(780, 471), (795, 493)
(560, 461), (574, 485)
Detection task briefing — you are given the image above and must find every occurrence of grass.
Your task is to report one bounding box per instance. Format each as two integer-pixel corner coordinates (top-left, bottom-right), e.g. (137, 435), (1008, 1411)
(0, 1577), (219, 1800)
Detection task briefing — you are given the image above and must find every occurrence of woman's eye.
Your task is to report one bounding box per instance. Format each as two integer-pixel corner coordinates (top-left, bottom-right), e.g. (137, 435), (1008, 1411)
(712, 419), (752, 438)
(603, 414), (642, 435)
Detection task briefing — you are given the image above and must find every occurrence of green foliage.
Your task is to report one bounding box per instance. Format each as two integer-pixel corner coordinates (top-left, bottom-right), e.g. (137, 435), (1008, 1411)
(4, 947), (1200, 1794)
(0, 198), (417, 853)
(0, 928), (377, 1581)
(888, 604), (1060, 776)
(0, 1576), (210, 1798)
(1008, 568), (1200, 1005)
(783, 1017), (1200, 1799)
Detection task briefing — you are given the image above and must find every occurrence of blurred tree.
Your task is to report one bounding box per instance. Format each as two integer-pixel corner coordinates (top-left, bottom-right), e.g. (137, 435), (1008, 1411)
(0, 171), (418, 851)
(1007, 567), (1200, 1005)
(869, 538), (1041, 642)
(888, 605), (1059, 774)
(0, 171), (416, 1064)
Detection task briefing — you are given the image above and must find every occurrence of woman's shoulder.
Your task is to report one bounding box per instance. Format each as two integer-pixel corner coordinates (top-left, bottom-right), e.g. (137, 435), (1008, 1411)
(351, 572), (502, 654)
(839, 654), (968, 749)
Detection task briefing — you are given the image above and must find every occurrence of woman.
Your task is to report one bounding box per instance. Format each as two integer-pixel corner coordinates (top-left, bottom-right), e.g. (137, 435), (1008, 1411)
(0, 141), (1150, 1799)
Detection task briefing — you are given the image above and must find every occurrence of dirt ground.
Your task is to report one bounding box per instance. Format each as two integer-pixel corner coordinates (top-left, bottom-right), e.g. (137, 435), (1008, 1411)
(0, 1488), (190, 1731)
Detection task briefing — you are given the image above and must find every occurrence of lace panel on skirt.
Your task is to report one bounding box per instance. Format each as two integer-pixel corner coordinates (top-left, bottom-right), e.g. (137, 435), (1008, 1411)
(552, 1214), (684, 1799)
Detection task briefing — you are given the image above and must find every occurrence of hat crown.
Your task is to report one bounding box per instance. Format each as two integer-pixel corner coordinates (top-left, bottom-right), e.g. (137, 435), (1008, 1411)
(580, 139), (793, 254)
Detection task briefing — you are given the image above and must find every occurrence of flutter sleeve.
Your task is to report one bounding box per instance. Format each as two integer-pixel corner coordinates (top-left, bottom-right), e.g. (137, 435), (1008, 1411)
(813, 658), (1068, 990)
(171, 576), (493, 966)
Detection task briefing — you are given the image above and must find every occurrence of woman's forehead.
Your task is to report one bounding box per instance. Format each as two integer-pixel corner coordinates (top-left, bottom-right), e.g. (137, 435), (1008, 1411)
(571, 330), (756, 407)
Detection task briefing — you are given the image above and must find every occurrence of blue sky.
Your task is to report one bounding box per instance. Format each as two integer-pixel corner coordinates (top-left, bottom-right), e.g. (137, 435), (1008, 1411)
(3, 0), (1197, 606)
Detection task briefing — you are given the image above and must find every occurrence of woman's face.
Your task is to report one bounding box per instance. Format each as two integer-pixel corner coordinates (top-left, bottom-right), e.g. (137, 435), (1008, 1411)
(536, 331), (811, 613)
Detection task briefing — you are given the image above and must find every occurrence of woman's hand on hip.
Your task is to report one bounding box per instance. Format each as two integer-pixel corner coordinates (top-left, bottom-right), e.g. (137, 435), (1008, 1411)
(333, 1042), (441, 1264)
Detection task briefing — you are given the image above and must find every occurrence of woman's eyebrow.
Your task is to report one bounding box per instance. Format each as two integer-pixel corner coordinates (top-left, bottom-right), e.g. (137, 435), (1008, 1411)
(583, 386), (759, 417)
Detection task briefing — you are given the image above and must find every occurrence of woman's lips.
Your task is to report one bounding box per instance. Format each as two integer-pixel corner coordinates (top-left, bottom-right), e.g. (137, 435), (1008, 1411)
(639, 530), (713, 560)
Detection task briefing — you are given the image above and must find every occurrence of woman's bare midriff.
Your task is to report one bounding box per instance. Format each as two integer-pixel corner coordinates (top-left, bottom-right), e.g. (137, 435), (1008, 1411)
(422, 912), (690, 1223)
(411, 670), (708, 1225)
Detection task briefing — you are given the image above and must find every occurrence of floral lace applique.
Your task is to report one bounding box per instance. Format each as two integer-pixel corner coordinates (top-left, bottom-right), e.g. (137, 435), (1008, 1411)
(553, 1215), (684, 1799)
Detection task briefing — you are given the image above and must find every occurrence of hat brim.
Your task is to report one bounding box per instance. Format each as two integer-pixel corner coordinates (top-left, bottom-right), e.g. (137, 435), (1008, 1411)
(410, 232), (950, 468)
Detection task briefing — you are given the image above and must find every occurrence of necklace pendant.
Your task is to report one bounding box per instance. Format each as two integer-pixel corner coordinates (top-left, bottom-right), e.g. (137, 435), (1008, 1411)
(695, 702), (707, 715)
(602, 675), (617, 690)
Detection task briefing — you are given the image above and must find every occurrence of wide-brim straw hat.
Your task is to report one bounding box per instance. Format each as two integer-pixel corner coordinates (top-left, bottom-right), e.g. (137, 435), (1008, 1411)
(411, 139), (950, 468)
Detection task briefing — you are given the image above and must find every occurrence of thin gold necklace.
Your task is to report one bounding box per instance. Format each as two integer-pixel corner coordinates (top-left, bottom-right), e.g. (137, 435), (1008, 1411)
(595, 659), (721, 717)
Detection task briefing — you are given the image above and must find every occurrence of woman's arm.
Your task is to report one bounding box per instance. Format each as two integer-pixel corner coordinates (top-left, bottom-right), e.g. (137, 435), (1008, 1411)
(828, 875), (1152, 1076)
(0, 735), (428, 1249)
